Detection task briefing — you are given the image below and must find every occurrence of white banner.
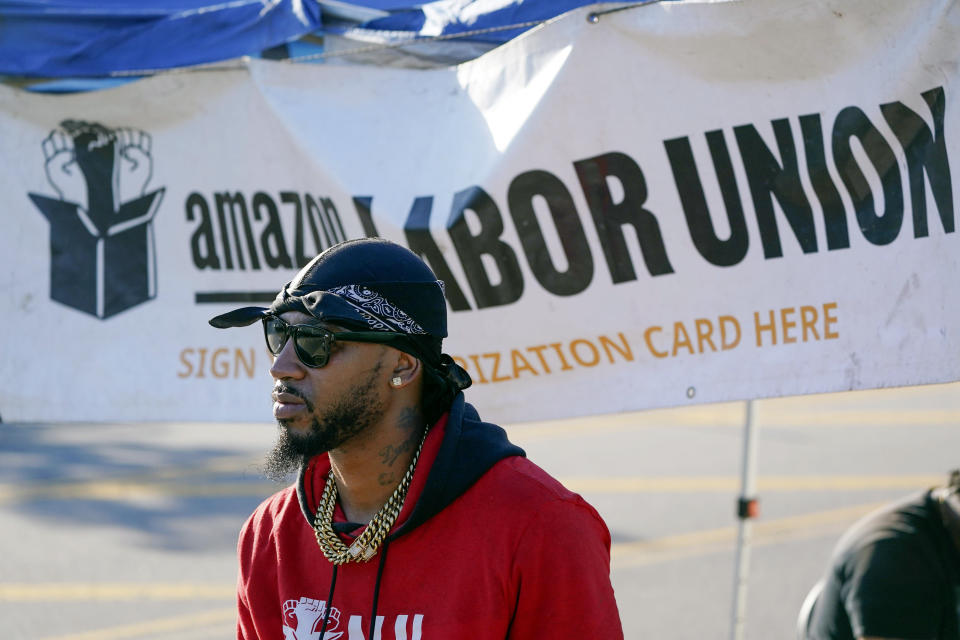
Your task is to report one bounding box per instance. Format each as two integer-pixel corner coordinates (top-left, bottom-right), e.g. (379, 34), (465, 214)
(1, 0), (958, 423)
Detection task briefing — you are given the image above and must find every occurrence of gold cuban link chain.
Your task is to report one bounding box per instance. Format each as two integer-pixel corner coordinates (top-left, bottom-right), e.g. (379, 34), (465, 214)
(313, 426), (429, 564)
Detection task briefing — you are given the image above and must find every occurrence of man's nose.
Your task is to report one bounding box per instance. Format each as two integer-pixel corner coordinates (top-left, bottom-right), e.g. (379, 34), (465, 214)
(269, 339), (305, 380)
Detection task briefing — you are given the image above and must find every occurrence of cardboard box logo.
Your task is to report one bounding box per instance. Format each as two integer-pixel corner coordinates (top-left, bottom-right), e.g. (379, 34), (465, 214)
(29, 120), (165, 319)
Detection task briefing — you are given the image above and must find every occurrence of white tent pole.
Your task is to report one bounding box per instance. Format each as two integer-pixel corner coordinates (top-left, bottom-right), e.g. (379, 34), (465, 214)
(730, 399), (760, 640)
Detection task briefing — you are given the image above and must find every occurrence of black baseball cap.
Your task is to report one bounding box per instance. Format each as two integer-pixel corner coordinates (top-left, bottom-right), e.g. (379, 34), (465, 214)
(209, 237), (470, 388)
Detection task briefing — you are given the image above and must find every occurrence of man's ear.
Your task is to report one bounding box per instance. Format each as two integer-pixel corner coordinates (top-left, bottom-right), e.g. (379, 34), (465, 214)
(388, 351), (422, 389)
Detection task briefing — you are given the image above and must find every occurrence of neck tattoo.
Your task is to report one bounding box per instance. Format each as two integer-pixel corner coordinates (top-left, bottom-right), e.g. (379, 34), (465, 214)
(313, 426), (429, 564)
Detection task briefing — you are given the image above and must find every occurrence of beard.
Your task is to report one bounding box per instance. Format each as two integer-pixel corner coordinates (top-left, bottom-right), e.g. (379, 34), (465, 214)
(262, 362), (385, 482)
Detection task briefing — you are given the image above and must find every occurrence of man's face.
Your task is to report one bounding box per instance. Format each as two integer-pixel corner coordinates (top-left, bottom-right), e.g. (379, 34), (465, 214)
(263, 311), (390, 479)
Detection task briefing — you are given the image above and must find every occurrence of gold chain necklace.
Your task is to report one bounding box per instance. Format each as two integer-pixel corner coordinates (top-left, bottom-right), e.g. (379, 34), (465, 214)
(313, 426), (429, 564)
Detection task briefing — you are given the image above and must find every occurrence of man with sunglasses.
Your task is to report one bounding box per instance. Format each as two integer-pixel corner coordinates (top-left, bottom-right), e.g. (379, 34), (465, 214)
(210, 238), (623, 640)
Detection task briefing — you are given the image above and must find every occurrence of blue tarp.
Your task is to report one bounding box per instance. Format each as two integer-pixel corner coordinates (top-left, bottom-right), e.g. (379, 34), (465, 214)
(355, 0), (597, 43)
(0, 0), (323, 76)
(0, 0), (603, 80)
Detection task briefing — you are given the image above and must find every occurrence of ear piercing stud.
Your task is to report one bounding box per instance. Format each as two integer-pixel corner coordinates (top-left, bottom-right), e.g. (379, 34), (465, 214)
(391, 376), (402, 387)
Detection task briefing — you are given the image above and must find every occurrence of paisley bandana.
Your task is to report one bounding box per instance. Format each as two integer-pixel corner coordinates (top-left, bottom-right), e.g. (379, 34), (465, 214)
(327, 284), (428, 335)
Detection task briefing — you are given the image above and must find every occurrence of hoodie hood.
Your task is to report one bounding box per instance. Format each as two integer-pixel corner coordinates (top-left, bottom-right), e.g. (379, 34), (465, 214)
(295, 392), (525, 537)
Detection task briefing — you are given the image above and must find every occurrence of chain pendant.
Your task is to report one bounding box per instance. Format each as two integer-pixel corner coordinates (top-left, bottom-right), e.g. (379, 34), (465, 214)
(312, 426), (429, 565)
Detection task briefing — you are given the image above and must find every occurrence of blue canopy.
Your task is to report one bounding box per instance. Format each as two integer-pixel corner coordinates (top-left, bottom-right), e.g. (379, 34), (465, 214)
(1, 0), (604, 83)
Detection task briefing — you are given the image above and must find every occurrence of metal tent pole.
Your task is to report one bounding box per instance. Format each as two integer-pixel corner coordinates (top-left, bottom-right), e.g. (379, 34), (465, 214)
(730, 399), (760, 640)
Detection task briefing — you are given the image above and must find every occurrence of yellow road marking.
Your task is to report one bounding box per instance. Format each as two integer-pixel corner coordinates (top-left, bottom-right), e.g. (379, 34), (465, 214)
(0, 583), (233, 601)
(508, 407), (959, 441)
(0, 481), (278, 506)
(562, 474), (943, 493)
(611, 502), (885, 568)
(0, 473), (942, 506)
(38, 607), (235, 640)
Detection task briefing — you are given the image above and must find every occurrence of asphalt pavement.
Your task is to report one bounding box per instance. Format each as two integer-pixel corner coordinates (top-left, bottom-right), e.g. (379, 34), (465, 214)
(1, 381), (958, 639)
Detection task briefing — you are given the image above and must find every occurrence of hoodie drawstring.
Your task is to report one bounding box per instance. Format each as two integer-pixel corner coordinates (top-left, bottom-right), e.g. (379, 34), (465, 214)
(318, 564), (339, 638)
(316, 539), (389, 640)
(369, 538), (391, 638)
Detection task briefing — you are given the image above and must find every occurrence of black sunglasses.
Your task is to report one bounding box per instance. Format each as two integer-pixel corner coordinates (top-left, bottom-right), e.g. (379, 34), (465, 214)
(262, 315), (405, 368)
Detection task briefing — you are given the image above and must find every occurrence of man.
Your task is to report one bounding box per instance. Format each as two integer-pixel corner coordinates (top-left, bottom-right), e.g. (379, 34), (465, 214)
(804, 470), (960, 640)
(210, 238), (623, 640)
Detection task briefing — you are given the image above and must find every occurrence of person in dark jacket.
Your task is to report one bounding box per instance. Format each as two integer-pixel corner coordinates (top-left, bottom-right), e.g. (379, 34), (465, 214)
(803, 470), (960, 640)
(210, 237), (624, 640)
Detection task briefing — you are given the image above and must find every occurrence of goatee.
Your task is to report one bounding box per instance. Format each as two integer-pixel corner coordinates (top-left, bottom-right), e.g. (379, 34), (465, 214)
(262, 363), (384, 482)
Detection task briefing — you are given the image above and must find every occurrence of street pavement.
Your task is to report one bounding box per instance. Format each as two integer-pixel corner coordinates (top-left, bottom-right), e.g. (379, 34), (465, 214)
(1, 381), (958, 639)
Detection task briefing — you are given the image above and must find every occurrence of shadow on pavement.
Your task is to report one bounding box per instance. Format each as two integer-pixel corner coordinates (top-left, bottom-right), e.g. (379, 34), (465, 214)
(0, 422), (286, 552)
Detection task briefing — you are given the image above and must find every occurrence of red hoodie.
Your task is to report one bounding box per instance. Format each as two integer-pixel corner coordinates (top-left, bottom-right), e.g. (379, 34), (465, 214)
(237, 395), (624, 639)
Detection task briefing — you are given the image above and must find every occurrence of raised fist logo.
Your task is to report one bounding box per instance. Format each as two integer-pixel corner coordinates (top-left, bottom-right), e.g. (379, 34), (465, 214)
(41, 127), (88, 208)
(29, 119), (165, 319)
(116, 127), (154, 198)
(281, 597), (343, 640)
(41, 120), (155, 219)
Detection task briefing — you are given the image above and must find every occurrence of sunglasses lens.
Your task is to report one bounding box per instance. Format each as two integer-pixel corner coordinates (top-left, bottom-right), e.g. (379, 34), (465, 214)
(295, 331), (331, 368)
(263, 317), (287, 355)
(263, 317), (333, 368)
